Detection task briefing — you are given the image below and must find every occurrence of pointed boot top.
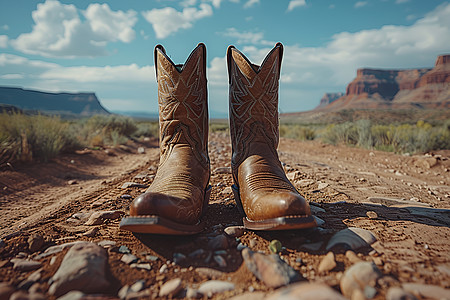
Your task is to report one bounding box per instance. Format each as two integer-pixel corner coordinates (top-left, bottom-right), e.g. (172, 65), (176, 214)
(155, 43), (207, 81)
(227, 42), (283, 83)
(154, 43), (209, 167)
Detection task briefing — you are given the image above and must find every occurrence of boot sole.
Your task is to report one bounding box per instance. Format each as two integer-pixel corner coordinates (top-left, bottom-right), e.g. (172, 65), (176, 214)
(231, 184), (317, 231)
(119, 185), (211, 235)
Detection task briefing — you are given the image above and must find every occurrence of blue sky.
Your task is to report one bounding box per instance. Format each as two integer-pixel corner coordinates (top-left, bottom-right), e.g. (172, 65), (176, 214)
(0, 0), (449, 117)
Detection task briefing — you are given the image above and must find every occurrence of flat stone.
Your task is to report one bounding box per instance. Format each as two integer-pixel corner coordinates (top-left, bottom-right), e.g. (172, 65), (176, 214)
(49, 242), (109, 297)
(18, 269), (42, 289)
(208, 234), (229, 250)
(266, 282), (346, 300)
(327, 227), (377, 252)
(318, 182), (329, 190)
(12, 260), (42, 272)
(214, 255), (227, 267)
(402, 283), (450, 300)
(82, 227), (99, 237)
(386, 287), (418, 300)
(118, 245), (130, 254)
(318, 252), (337, 273)
(28, 234), (45, 253)
(56, 290), (85, 300)
(38, 241), (83, 259)
(121, 254), (138, 265)
(195, 267), (225, 279)
(345, 250), (362, 264)
(242, 248), (300, 288)
(198, 280), (235, 297)
(224, 226), (245, 237)
(130, 280), (145, 293)
(130, 263), (151, 270)
(340, 262), (382, 298)
(214, 167), (232, 174)
(121, 182), (148, 189)
(97, 240), (117, 248)
(159, 278), (182, 297)
(118, 285), (130, 300)
(84, 210), (124, 225)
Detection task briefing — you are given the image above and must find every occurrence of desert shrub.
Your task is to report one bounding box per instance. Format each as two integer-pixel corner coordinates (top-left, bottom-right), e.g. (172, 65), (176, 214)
(280, 124), (316, 141)
(81, 115), (138, 147)
(0, 113), (80, 163)
(210, 122), (229, 133)
(320, 122), (358, 145)
(134, 122), (159, 138)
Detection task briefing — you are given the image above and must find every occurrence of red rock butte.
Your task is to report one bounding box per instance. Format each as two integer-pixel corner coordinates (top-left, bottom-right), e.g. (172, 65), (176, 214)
(317, 54), (450, 111)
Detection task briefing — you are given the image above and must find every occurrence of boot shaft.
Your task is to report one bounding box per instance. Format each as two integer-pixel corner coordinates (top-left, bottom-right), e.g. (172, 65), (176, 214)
(227, 43), (283, 167)
(154, 43), (209, 166)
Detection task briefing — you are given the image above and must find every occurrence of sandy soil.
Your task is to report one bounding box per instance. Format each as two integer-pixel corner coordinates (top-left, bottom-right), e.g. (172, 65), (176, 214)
(1, 133), (449, 299)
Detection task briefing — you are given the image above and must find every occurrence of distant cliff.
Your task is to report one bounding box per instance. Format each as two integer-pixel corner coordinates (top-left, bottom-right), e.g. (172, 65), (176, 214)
(318, 54), (450, 110)
(0, 86), (109, 116)
(315, 92), (345, 109)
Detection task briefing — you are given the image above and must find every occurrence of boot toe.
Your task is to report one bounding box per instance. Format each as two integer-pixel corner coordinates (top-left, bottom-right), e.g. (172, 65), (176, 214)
(130, 192), (199, 225)
(246, 191), (311, 221)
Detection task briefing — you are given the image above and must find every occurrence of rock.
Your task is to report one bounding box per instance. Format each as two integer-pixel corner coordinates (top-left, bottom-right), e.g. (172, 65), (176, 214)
(121, 182), (148, 189)
(208, 234), (229, 250)
(318, 252), (337, 273)
(56, 291), (85, 300)
(313, 216), (325, 226)
(130, 280), (145, 293)
(327, 227), (377, 252)
(35, 241), (84, 260)
(12, 260), (42, 272)
(345, 250), (362, 264)
(118, 246), (130, 254)
(159, 264), (168, 274)
(213, 255), (227, 267)
(228, 292), (267, 300)
(214, 167), (232, 174)
(137, 147), (145, 154)
(173, 253), (186, 264)
(159, 278), (182, 297)
(318, 182), (329, 190)
(18, 270), (42, 289)
(386, 287), (418, 300)
(414, 157), (438, 169)
(28, 234), (45, 253)
(195, 267), (224, 279)
(97, 240), (117, 248)
(81, 227), (99, 238)
(242, 248), (300, 288)
(185, 287), (201, 299)
(340, 262), (382, 298)
(198, 280), (235, 297)
(130, 263), (151, 270)
(48, 242), (109, 297)
(67, 180), (77, 185)
(84, 210), (124, 225)
(366, 211), (378, 219)
(121, 254), (138, 265)
(188, 249), (205, 258)
(0, 282), (15, 300)
(265, 282), (346, 300)
(224, 226), (245, 237)
(402, 283), (450, 300)
(10, 291), (45, 300)
(118, 285), (130, 300)
(268, 240), (282, 253)
(120, 194), (132, 199)
(146, 255), (159, 261)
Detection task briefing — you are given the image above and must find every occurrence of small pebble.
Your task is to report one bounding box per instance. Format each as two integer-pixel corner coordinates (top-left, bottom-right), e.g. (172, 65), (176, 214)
(318, 252), (337, 273)
(159, 278), (182, 297)
(159, 264), (168, 274)
(121, 254), (138, 264)
(366, 211), (378, 219)
(224, 226), (245, 237)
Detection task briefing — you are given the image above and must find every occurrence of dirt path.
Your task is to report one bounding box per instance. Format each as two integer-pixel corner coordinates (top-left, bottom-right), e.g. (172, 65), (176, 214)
(0, 133), (449, 299)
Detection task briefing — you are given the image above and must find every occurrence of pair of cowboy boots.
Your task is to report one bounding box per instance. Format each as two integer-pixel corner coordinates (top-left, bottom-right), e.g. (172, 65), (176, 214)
(119, 43), (316, 235)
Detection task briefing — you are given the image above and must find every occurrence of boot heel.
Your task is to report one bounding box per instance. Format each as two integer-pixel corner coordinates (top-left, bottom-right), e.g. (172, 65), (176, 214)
(231, 184), (246, 217)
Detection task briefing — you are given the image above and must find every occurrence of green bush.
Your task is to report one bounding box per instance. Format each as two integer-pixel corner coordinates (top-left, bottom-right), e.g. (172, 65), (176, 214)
(280, 124), (315, 141)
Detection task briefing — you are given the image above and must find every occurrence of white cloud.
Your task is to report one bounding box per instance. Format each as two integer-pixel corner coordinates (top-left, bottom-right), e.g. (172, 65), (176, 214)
(142, 4), (213, 39)
(11, 0), (137, 58)
(0, 35), (8, 48)
(396, 0), (410, 3)
(354, 1), (368, 8)
(287, 0), (306, 12)
(244, 0), (260, 9)
(1, 25), (9, 30)
(1, 74), (24, 80)
(222, 28), (274, 45)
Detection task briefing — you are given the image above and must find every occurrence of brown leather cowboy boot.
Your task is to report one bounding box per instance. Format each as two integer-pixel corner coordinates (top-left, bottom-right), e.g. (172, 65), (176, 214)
(227, 42), (316, 230)
(120, 43), (211, 234)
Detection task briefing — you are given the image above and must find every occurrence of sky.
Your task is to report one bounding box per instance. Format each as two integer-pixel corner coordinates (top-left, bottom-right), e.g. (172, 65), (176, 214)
(0, 0), (449, 117)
